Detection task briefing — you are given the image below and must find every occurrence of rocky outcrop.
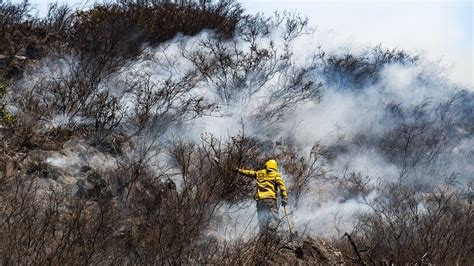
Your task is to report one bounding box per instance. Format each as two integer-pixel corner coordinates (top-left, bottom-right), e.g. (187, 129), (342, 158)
(239, 235), (345, 265)
(274, 236), (344, 264)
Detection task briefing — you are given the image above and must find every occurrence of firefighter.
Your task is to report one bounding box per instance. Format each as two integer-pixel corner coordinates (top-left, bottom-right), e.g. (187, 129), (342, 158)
(235, 159), (288, 232)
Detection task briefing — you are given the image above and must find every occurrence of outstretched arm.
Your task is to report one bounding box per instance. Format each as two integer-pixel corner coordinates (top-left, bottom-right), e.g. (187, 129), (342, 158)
(237, 169), (256, 178)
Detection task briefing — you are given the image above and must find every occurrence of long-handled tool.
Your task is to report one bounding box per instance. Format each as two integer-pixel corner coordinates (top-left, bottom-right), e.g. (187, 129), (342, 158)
(283, 205), (295, 237)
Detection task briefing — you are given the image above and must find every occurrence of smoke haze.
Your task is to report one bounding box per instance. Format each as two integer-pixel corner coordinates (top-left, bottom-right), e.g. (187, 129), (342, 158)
(10, 3), (473, 238)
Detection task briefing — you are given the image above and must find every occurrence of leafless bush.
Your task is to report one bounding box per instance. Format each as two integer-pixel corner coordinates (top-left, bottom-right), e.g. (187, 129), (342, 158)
(40, 4), (74, 36)
(71, 1), (242, 78)
(0, 1), (242, 80)
(323, 46), (419, 88)
(11, 63), (117, 147)
(272, 143), (328, 208)
(125, 71), (214, 137)
(202, 132), (263, 202)
(183, 12), (322, 122)
(380, 93), (468, 179)
(334, 181), (473, 264)
(336, 172), (373, 203)
(10, 50), (215, 151)
(0, 3), (74, 77)
(0, 158), (294, 264)
(0, 2), (35, 79)
(0, 172), (118, 264)
(102, 133), (264, 263)
(0, 2), (33, 56)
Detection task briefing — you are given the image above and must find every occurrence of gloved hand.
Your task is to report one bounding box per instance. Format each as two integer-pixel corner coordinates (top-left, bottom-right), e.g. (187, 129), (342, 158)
(232, 168), (239, 173)
(281, 198), (288, 207)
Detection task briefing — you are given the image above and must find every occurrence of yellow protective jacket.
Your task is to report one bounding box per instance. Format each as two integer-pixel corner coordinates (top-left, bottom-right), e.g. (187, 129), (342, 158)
(238, 168), (288, 201)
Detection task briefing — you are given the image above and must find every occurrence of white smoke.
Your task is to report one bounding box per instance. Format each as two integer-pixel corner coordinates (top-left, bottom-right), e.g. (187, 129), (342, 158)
(14, 9), (473, 241)
(293, 192), (376, 236)
(46, 140), (118, 175)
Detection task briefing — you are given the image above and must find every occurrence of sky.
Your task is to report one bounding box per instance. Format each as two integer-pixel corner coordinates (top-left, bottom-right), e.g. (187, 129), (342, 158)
(241, 0), (473, 88)
(12, 0), (473, 88)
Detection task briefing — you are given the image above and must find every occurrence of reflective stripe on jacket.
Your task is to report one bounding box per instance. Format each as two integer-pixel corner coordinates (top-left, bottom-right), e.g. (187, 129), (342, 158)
(238, 168), (288, 200)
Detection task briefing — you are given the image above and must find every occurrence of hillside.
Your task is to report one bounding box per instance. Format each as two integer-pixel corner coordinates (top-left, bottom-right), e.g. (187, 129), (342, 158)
(1, 1), (473, 264)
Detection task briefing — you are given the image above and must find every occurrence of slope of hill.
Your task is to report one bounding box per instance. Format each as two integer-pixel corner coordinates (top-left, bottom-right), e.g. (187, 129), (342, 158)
(1, 1), (472, 264)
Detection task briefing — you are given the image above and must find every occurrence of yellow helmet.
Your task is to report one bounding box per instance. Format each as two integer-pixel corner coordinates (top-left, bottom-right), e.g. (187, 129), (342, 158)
(265, 159), (278, 172)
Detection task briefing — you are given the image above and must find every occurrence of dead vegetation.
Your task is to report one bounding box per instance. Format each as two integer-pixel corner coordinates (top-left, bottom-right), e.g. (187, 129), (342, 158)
(334, 180), (473, 264)
(0, 0), (473, 264)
